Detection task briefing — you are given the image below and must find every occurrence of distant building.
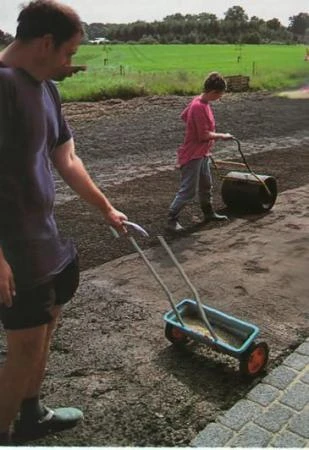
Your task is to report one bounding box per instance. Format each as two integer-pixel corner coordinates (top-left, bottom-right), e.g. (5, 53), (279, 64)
(89, 37), (110, 44)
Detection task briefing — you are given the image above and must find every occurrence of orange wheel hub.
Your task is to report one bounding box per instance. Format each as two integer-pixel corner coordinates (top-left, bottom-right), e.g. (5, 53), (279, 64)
(248, 346), (267, 374)
(172, 327), (185, 340)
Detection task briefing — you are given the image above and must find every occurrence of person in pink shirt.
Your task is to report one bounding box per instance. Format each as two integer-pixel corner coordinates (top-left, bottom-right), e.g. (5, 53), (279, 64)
(167, 72), (234, 231)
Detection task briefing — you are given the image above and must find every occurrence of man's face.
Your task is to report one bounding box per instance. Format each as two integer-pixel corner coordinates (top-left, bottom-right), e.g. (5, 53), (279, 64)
(43, 32), (82, 80)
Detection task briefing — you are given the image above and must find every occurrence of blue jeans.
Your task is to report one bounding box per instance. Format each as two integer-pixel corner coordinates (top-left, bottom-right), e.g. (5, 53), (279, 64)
(168, 157), (213, 220)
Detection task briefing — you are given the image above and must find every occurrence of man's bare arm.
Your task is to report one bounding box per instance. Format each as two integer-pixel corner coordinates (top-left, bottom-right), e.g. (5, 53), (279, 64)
(51, 138), (127, 231)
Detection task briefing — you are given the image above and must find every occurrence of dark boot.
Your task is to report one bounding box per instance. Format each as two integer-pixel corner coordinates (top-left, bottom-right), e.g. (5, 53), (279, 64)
(166, 217), (184, 232)
(166, 211), (184, 232)
(202, 204), (228, 222)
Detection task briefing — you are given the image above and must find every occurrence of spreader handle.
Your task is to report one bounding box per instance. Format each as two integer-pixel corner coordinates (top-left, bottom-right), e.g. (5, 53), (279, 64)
(123, 221), (149, 237)
(110, 221), (185, 327)
(110, 220), (149, 238)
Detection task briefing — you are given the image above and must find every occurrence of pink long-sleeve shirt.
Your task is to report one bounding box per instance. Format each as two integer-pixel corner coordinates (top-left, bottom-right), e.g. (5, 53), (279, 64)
(177, 95), (215, 167)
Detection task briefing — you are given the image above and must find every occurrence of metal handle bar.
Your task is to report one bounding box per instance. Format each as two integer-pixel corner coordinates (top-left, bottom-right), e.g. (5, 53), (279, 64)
(110, 220), (185, 326)
(231, 138), (251, 172)
(233, 138), (272, 197)
(129, 235), (186, 328)
(109, 221), (218, 341)
(123, 220), (149, 237)
(109, 220), (149, 238)
(158, 236), (218, 341)
(213, 138), (272, 197)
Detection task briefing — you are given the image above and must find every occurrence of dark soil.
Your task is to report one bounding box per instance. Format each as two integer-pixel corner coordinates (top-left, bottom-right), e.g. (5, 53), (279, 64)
(56, 92), (309, 272)
(1, 92), (309, 446)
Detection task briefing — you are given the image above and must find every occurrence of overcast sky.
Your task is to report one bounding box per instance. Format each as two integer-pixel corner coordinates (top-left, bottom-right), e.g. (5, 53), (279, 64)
(1, 0), (308, 35)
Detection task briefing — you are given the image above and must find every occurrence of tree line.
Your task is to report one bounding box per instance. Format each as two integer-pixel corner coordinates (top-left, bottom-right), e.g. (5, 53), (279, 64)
(1, 6), (309, 46)
(83, 7), (309, 45)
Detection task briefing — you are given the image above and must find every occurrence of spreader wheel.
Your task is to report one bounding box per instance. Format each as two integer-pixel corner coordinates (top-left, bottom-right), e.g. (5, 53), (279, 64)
(165, 323), (189, 346)
(239, 342), (269, 377)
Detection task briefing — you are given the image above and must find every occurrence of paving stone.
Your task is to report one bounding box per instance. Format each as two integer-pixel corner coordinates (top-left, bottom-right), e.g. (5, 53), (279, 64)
(191, 423), (233, 447)
(253, 402), (293, 432)
(263, 365), (297, 390)
(271, 430), (307, 448)
(190, 342), (309, 449)
(247, 383), (280, 406)
(288, 407), (309, 439)
(296, 341), (309, 356)
(280, 381), (309, 411)
(301, 370), (309, 384)
(218, 400), (263, 431)
(283, 353), (309, 371)
(228, 423), (272, 447)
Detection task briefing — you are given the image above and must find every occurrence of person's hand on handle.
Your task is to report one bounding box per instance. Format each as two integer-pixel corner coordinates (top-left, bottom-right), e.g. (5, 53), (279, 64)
(219, 133), (235, 140)
(0, 252), (16, 308)
(103, 207), (128, 234)
(206, 131), (235, 141)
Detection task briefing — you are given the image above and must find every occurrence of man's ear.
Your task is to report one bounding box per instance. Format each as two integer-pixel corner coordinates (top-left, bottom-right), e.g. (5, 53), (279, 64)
(40, 34), (55, 54)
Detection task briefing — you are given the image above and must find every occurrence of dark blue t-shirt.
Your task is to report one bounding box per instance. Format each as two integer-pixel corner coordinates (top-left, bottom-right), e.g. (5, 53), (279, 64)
(0, 64), (76, 289)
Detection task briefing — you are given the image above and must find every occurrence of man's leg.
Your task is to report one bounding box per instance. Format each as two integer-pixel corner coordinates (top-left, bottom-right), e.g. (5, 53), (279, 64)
(22, 306), (61, 404)
(14, 306), (62, 429)
(14, 302), (83, 440)
(0, 325), (48, 436)
(20, 258), (79, 415)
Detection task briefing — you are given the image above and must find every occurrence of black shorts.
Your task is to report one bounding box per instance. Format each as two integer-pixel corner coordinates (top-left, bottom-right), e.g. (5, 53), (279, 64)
(0, 256), (80, 330)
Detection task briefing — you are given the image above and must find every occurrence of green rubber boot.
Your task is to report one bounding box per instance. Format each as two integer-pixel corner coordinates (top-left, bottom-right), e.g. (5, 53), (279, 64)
(13, 406), (84, 442)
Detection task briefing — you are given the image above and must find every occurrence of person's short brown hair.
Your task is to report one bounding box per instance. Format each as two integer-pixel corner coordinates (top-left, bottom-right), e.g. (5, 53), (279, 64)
(203, 72), (227, 92)
(16, 0), (84, 47)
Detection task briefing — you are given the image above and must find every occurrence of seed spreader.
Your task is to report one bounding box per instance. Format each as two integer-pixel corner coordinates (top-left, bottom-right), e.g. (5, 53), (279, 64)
(111, 221), (269, 377)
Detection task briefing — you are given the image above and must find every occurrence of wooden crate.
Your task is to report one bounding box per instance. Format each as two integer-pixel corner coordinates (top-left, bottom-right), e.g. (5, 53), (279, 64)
(225, 75), (250, 92)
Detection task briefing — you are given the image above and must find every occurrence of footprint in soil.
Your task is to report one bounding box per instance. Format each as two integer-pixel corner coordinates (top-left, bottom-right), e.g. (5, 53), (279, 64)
(234, 285), (249, 295)
(244, 259), (269, 273)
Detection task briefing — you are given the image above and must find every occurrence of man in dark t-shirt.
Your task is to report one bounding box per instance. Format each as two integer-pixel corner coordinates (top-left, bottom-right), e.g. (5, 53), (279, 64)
(0, 1), (127, 445)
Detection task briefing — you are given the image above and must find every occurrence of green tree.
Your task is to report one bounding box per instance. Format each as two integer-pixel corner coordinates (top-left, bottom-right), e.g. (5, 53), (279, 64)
(139, 34), (158, 44)
(288, 12), (309, 37)
(0, 29), (14, 45)
(81, 8), (306, 45)
(266, 18), (282, 31)
(223, 6), (248, 42)
(224, 6), (248, 23)
(242, 31), (261, 44)
(88, 23), (108, 40)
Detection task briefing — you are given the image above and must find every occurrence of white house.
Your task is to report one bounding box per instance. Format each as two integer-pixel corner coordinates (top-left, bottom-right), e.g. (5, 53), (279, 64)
(89, 37), (110, 44)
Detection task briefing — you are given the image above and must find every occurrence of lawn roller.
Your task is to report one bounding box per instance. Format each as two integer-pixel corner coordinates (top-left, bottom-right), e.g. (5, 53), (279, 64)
(212, 138), (277, 213)
(111, 221), (269, 377)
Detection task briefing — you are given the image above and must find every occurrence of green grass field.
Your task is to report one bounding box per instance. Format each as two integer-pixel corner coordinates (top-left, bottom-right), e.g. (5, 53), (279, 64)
(59, 44), (309, 101)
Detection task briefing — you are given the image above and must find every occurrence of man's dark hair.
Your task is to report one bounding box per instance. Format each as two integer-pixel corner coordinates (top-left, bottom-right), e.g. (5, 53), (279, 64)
(16, 0), (84, 47)
(203, 72), (227, 92)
